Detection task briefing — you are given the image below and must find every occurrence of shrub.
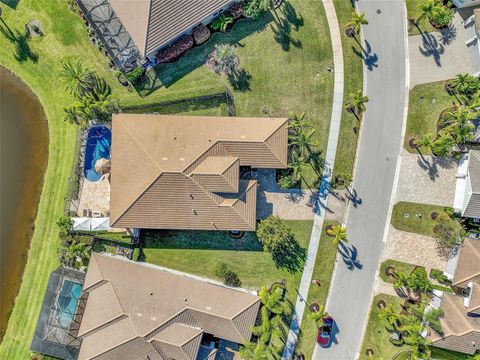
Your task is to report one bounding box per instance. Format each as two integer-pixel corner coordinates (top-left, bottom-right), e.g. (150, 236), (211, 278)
(193, 24), (211, 45)
(430, 6), (454, 28)
(125, 66), (145, 84)
(57, 216), (73, 239)
(230, 2), (244, 19)
(243, 0), (268, 19)
(214, 262), (242, 287)
(433, 213), (465, 255)
(211, 13), (234, 32)
(156, 35), (194, 63)
(208, 44), (239, 75)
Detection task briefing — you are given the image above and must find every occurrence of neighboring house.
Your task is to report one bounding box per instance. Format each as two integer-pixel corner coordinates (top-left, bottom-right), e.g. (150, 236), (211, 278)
(76, 0), (236, 69)
(453, 0), (480, 8)
(78, 253), (261, 360)
(429, 238), (480, 355)
(454, 150), (480, 219)
(110, 114), (288, 231)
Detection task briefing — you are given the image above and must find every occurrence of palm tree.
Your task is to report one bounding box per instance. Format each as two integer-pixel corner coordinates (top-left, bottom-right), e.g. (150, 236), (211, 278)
(408, 269), (433, 294)
(289, 151), (309, 187)
(60, 60), (95, 98)
(63, 104), (84, 126)
(307, 305), (328, 328)
(289, 126), (318, 160)
(417, 133), (435, 153)
(65, 240), (92, 268)
(392, 270), (412, 297)
(403, 323), (431, 360)
(326, 224), (348, 246)
(449, 73), (480, 100)
(345, 90), (369, 118)
(431, 134), (455, 157)
(379, 303), (403, 331)
(468, 353), (480, 360)
(345, 11), (368, 38)
(415, 0), (438, 24)
(258, 287), (284, 315)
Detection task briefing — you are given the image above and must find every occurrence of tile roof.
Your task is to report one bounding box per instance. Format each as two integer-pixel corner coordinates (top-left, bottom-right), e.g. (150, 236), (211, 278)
(430, 293), (480, 355)
(453, 238), (480, 287)
(108, 0), (234, 56)
(77, 254), (260, 360)
(110, 114), (288, 230)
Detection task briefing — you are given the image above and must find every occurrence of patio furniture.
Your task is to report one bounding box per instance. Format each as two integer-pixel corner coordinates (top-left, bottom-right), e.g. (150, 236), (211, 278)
(466, 36), (478, 47)
(92, 211), (102, 218)
(463, 14), (475, 28)
(83, 208), (92, 217)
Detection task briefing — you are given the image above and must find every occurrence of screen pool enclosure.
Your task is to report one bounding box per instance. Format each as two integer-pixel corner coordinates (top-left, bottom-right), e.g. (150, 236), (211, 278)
(31, 267), (86, 360)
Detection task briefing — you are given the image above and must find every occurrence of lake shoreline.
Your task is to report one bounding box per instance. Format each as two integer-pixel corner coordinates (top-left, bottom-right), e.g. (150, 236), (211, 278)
(0, 66), (49, 342)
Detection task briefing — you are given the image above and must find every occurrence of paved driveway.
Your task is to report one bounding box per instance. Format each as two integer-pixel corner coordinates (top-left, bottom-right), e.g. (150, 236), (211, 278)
(395, 150), (457, 206)
(315, 1), (407, 359)
(409, 8), (480, 87)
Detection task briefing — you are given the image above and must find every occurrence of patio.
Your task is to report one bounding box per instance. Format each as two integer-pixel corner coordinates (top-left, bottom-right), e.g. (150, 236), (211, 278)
(409, 7), (480, 87)
(77, 177), (110, 218)
(250, 169), (315, 220)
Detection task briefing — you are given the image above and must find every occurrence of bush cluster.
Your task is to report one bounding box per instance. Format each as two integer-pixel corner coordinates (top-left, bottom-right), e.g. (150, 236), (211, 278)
(193, 24), (211, 45)
(230, 2), (244, 19)
(156, 35), (194, 63)
(125, 66), (145, 84)
(214, 262), (242, 287)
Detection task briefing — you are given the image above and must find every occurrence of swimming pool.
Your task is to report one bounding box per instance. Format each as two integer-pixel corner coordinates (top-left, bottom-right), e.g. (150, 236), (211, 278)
(56, 279), (83, 327)
(84, 126), (111, 182)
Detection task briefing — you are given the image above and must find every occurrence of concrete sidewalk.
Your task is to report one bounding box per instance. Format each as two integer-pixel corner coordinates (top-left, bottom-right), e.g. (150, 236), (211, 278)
(316, 1), (408, 359)
(281, 0), (344, 358)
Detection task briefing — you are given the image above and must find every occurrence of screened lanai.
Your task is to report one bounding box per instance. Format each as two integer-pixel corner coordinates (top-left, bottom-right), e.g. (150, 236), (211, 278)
(76, 0), (141, 70)
(31, 267), (86, 360)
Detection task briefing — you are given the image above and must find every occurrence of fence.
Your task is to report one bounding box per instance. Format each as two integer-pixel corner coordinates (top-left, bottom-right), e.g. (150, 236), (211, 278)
(64, 127), (84, 216)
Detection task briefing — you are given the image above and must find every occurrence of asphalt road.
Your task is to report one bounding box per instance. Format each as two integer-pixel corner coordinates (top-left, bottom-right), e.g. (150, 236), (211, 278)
(314, 1), (407, 359)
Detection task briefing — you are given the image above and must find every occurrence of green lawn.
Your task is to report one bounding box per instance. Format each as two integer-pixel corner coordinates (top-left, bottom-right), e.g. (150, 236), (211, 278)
(379, 259), (418, 284)
(332, 0), (363, 179)
(360, 294), (407, 359)
(391, 201), (447, 236)
(295, 221), (339, 358)
(360, 294), (472, 360)
(404, 81), (457, 153)
(138, 220), (312, 305)
(406, 0), (435, 36)
(0, 0), (341, 356)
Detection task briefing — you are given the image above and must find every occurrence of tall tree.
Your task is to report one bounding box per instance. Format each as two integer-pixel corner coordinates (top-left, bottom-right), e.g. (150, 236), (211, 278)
(307, 305), (328, 328)
(345, 11), (368, 37)
(416, 0), (438, 23)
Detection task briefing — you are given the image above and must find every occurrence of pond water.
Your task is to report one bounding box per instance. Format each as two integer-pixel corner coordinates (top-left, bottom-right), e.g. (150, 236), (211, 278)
(0, 67), (49, 342)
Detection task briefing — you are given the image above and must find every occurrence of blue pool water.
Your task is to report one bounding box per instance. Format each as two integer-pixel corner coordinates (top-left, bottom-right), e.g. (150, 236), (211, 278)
(84, 126), (111, 182)
(56, 280), (83, 327)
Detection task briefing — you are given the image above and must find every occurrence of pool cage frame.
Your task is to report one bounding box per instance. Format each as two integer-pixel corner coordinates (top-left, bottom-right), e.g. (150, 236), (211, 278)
(31, 267), (86, 360)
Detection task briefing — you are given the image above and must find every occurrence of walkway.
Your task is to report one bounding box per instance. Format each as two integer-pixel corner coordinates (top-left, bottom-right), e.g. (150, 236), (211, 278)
(315, 1), (408, 359)
(281, 0), (344, 358)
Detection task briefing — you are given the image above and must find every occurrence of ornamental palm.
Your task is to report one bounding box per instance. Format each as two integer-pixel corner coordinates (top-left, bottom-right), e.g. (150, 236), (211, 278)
(289, 151), (308, 186)
(345, 11), (368, 36)
(418, 133), (435, 153)
(259, 287), (284, 315)
(392, 270), (411, 297)
(450, 73), (480, 99)
(345, 90), (369, 116)
(408, 269), (433, 294)
(431, 134), (455, 157)
(63, 104), (84, 126)
(290, 126), (318, 160)
(307, 305), (328, 328)
(379, 303), (403, 331)
(60, 60), (95, 98)
(416, 0), (438, 23)
(326, 224), (348, 246)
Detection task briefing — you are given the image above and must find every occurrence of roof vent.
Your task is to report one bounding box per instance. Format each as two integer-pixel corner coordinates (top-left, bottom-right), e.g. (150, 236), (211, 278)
(162, 157), (168, 161)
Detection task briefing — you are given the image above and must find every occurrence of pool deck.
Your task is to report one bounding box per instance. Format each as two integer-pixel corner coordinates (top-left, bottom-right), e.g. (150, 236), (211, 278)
(78, 176), (110, 217)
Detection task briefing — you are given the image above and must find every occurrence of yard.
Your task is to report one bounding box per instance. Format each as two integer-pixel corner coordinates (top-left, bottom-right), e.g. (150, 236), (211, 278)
(391, 201), (447, 236)
(360, 294), (470, 360)
(406, 0), (436, 36)
(295, 221), (339, 358)
(0, 0), (358, 357)
(134, 220), (313, 308)
(332, 0), (364, 179)
(404, 81), (456, 153)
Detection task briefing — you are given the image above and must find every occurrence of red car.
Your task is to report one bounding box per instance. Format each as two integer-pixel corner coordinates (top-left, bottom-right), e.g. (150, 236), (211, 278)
(316, 316), (335, 347)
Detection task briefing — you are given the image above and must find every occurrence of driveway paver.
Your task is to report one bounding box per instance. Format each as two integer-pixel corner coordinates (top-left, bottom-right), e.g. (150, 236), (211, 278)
(409, 9), (480, 87)
(395, 150), (457, 206)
